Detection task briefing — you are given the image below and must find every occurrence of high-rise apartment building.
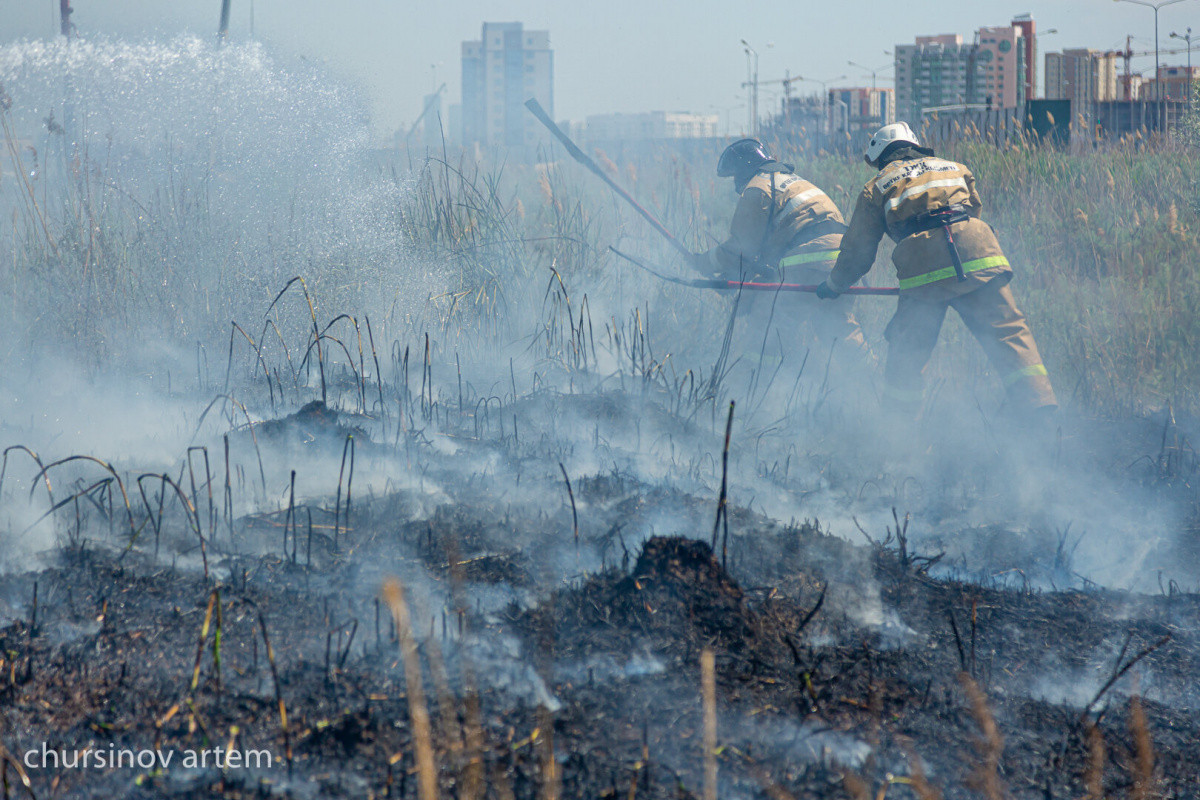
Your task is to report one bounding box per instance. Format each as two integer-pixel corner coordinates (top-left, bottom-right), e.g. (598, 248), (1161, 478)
(1045, 49), (1119, 109)
(976, 25), (1028, 109)
(828, 87), (895, 134)
(894, 35), (979, 121)
(1010, 14), (1037, 101)
(893, 22), (1030, 121)
(461, 22), (553, 151)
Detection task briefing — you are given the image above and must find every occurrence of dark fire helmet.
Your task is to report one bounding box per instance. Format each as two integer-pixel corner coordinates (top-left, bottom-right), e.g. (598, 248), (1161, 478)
(716, 138), (773, 178)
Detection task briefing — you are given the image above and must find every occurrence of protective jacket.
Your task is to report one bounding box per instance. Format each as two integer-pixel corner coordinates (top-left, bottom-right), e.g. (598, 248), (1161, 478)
(828, 150), (1056, 411)
(706, 169), (847, 277)
(828, 154), (1008, 299)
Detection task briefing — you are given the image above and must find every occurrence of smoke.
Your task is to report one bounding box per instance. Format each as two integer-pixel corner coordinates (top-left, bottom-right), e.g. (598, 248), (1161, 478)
(1, 33), (1197, 800)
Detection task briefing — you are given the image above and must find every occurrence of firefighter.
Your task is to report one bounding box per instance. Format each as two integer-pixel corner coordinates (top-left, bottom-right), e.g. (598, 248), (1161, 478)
(693, 138), (870, 366)
(815, 122), (1056, 417)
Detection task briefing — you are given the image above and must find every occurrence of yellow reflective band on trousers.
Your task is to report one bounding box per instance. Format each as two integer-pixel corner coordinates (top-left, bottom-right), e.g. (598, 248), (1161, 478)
(897, 255), (1009, 290)
(1002, 363), (1049, 387)
(779, 249), (839, 268)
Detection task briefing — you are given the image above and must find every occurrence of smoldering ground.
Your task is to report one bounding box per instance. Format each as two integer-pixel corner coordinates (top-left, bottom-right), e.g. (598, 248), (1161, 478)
(1, 35), (1199, 799)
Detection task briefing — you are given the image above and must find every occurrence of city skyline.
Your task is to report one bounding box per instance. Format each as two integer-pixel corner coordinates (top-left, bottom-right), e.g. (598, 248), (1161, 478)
(1, 0), (1197, 139)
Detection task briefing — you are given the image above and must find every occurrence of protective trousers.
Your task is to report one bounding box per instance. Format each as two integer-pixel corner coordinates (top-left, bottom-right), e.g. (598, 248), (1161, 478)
(882, 278), (1056, 413)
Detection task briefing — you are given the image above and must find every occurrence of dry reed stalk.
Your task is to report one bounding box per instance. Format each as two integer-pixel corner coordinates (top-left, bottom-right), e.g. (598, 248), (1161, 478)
(256, 612), (292, 776)
(900, 741), (943, 800)
(156, 473), (209, 580)
(1129, 695), (1157, 800)
(461, 691), (486, 800)
(334, 434), (355, 549)
(557, 462), (579, 560)
(365, 315), (388, 434)
(538, 705), (560, 800)
(959, 673), (1007, 800)
(701, 648), (717, 800)
(444, 538), (486, 800)
(423, 632), (464, 755)
(30, 455), (136, 541)
(1082, 723), (1106, 800)
(0, 445), (54, 505)
(283, 470), (296, 562)
(710, 401), (734, 566)
(190, 592), (216, 694)
(382, 577), (438, 800)
(222, 434), (233, 545)
(265, 276), (326, 403)
(1080, 634), (1171, 724)
(212, 589), (223, 699)
(224, 322), (276, 411)
(841, 772), (871, 800)
(193, 394), (267, 495)
(0, 738), (36, 800)
(491, 761), (517, 800)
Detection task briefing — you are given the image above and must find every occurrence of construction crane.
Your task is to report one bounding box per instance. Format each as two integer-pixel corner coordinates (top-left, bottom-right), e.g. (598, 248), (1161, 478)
(1107, 35), (1200, 98)
(744, 73), (806, 103)
(743, 73), (818, 128)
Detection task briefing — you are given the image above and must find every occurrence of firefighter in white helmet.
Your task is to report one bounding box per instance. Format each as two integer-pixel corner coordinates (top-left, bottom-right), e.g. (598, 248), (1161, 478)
(693, 138), (870, 363)
(815, 122), (1056, 416)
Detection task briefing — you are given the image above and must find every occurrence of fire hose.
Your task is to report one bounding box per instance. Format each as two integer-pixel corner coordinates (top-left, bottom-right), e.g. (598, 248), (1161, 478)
(525, 100), (899, 297)
(609, 247), (899, 296)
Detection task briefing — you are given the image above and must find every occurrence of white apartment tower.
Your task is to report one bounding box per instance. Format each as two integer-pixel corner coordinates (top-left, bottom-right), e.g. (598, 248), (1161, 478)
(1045, 49), (1120, 107)
(461, 22), (553, 151)
(893, 21), (1031, 121)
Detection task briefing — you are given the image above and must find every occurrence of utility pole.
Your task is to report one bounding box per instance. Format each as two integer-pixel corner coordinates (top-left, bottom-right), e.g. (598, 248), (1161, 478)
(59, 0), (72, 39)
(218, 0), (232, 43)
(784, 70), (792, 129)
(1170, 27), (1193, 106)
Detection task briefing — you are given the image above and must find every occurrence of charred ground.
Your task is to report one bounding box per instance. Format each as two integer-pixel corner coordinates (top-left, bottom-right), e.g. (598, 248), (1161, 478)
(0, 398), (1197, 800)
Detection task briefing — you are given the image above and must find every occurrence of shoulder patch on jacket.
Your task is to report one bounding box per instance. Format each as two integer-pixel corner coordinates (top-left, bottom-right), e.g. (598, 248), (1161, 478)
(877, 158), (960, 193)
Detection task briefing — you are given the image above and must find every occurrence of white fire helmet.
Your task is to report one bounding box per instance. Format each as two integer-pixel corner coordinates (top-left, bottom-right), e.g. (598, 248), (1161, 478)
(863, 121), (921, 166)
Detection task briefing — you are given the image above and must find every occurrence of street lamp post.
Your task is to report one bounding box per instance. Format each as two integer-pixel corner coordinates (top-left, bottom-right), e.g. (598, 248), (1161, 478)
(1115, 0), (1190, 99)
(1170, 27), (1193, 105)
(847, 60), (893, 90)
(797, 75), (847, 148)
(740, 39), (759, 136)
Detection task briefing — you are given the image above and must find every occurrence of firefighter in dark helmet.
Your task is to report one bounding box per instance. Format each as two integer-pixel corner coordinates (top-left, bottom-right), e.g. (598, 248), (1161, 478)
(815, 122), (1056, 416)
(692, 138), (870, 362)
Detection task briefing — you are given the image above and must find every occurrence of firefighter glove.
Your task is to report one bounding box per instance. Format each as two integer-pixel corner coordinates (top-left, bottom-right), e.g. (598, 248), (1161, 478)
(814, 281), (840, 300)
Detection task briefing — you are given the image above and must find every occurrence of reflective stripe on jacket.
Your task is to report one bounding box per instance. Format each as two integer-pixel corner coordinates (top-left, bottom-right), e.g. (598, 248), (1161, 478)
(829, 155), (1010, 297)
(706, 171), (845, 275)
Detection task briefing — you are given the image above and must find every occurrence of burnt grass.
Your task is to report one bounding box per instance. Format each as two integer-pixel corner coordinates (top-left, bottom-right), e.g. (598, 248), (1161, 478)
(0, 407), (1199, 798)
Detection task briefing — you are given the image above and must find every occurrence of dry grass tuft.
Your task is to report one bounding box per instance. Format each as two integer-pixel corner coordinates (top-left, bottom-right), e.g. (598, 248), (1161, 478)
(701, 648), (717, 800)
(959, 672), (1008, 800)
(1129, 694), (1158, 800)
(383, 577), (439, 800)
(1083, 723), (1106, 800)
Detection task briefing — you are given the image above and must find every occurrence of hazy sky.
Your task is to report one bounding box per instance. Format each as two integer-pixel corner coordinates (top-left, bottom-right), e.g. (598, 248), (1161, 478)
(2, 0), (1195, 140)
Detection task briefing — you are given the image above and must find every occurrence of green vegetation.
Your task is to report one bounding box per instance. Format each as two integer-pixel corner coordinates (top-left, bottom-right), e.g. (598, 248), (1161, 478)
(5, 94), (1199, 418)
(411, 136), (1200, 418)
(783, 139), (1200, 417)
